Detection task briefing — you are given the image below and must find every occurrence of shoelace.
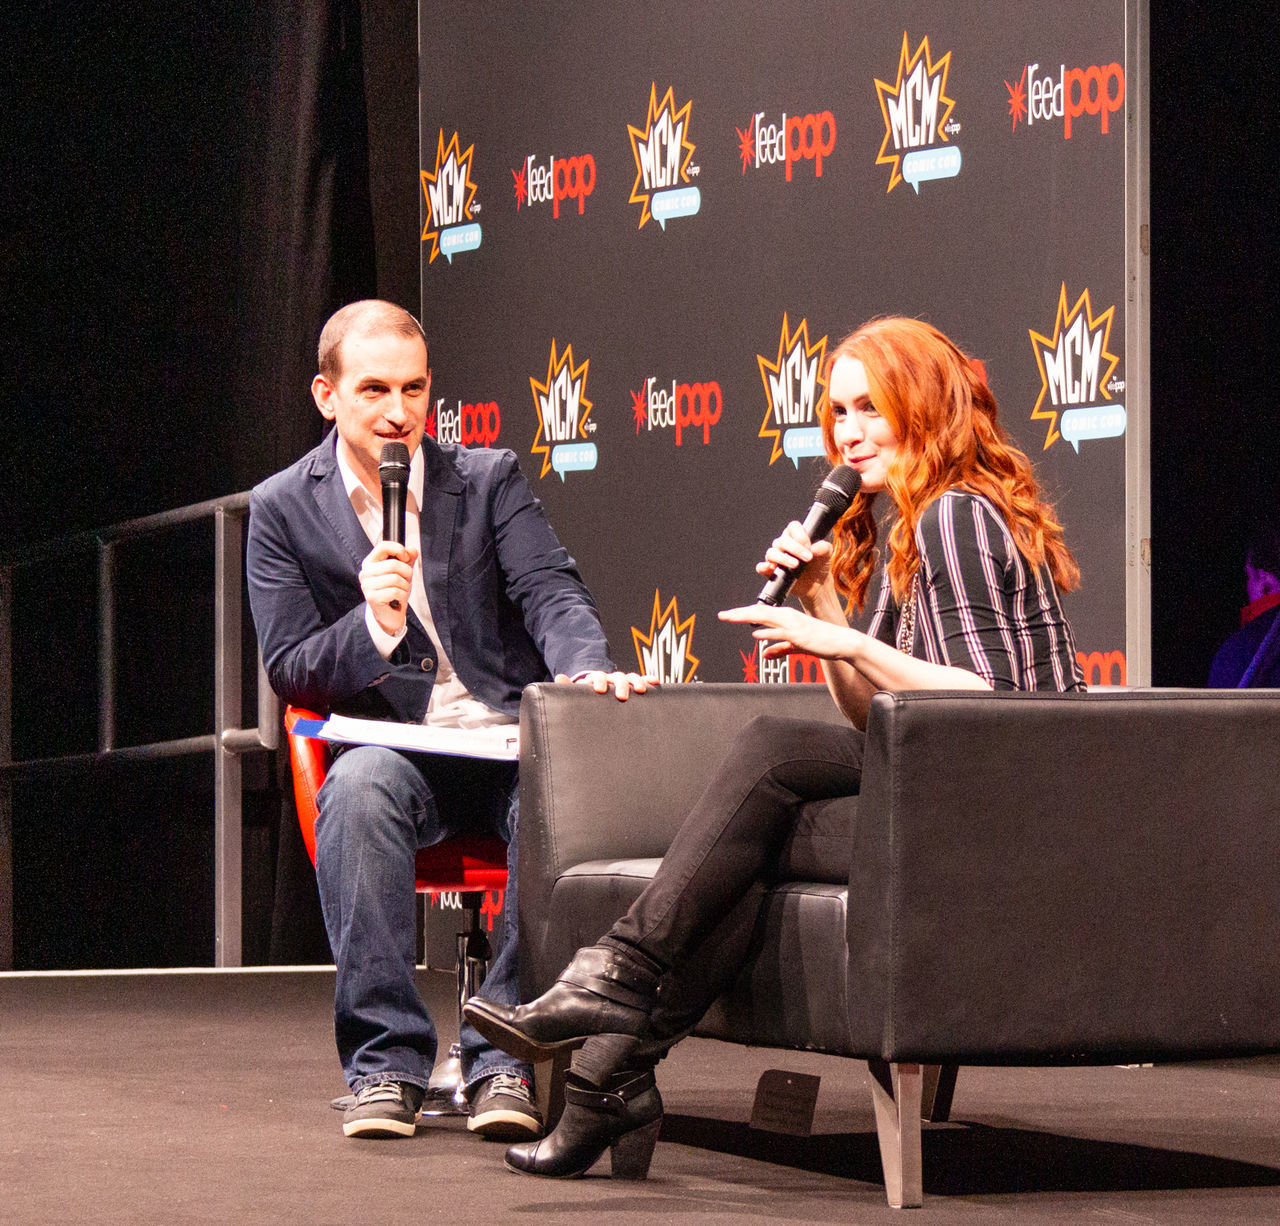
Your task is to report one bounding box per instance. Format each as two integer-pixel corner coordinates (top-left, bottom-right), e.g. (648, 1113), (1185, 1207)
(482, 1072), (530, 1100)
(354, 1082), (407, 1105)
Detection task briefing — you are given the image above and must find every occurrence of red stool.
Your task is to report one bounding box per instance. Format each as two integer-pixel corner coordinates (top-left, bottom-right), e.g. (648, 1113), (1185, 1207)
(284, 705), (509, 1112)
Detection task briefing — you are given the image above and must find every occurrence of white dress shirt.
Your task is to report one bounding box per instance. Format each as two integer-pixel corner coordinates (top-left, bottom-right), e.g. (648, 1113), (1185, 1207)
(336, 443), (515, 730)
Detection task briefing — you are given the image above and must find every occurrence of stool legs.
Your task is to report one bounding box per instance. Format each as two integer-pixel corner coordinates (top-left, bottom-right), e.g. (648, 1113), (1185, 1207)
(421, 892), (491, 1115)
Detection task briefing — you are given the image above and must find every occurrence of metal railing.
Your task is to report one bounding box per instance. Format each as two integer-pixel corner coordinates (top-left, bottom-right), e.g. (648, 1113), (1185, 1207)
(0, 492), (280, 969)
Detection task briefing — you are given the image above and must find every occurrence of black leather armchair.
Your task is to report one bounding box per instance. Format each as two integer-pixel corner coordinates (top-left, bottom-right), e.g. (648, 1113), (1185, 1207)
(517, 683), (1280, 1206)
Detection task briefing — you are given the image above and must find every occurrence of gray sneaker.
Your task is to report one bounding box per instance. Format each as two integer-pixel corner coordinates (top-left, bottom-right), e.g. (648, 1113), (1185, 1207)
(467, 1072), (543, 1141)
(342, 1080), (425, 1138)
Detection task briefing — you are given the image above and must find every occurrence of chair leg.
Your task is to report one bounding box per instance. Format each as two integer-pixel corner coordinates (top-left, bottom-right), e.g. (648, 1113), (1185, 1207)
(456, 891), (492, 1016)
(920, 1063), (958, 1123)
(867, 1059), (924, 1209)
(424, 893), (491, 1116)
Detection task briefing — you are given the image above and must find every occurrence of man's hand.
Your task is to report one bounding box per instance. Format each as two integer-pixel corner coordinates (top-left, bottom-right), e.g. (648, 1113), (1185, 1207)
(359, 540), (418, 637)
(554, 671), (658, 701)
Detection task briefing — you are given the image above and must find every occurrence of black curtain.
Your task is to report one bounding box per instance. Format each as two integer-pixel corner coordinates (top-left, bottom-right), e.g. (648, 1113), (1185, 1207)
(1, 0), (413, 967)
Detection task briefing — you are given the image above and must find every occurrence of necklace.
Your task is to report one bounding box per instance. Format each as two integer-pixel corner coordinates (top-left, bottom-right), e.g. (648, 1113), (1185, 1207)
(896, 574), (919, 654)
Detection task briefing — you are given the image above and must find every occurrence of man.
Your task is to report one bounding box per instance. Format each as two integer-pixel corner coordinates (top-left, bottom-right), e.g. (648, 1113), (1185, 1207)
(1209, 521), (1280, 688)
(247, 301), (647, 1141)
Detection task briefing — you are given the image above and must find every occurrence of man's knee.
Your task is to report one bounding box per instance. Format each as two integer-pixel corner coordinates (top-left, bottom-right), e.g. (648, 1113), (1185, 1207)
(317, 746), (425, 841)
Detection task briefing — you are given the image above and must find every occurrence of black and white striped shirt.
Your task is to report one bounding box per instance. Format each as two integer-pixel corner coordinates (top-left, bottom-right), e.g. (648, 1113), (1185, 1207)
(866, 490), (1085, 692)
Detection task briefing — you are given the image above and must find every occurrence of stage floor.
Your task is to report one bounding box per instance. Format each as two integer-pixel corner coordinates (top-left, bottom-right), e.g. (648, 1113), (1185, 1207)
(3, 968), (1279, 1224)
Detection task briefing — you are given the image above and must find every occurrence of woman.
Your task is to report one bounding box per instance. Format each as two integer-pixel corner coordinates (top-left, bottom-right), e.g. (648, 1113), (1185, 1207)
(465, 316), (1085, 1178)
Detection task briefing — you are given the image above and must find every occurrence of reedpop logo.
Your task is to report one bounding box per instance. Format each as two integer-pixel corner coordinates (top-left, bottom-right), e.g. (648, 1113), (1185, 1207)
(1028, 283), (1124, 452)
(425, 399), (500, 448)
(628, 84), (701, 229)
(736, 109), (836, 179)
(875, 32), (962, 194)
(512, 152), (597, 217)
(757, 315), (828, 467)
(741, 642), (826, 685)
(529, 340), (597, 480)
(420, 130), (481, 264)
(631, 377), (722, 446)
(632, 590), (699, 684)
(1005, 60), (1125, 138)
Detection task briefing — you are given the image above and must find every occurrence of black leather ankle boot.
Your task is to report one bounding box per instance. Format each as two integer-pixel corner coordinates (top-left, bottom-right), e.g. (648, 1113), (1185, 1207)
(504, 1071), (663, 1179)
(463, 944), (661, 1064)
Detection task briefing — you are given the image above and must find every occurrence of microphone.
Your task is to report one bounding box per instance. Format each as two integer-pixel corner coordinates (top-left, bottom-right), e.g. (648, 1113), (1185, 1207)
(756, 465), (862, 606)
(379, 442), (410, 545)
(379, 442), (411, 610)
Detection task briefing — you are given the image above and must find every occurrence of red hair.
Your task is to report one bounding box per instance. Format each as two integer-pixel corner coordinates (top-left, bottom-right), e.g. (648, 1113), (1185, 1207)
(820, 317), (1080, 609)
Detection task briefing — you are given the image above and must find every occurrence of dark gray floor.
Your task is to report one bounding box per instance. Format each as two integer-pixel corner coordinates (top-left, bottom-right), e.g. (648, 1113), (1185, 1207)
(3, 968), (1279, 1224)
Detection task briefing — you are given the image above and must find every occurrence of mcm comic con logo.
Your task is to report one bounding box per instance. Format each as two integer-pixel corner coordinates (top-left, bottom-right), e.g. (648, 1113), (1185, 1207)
(736, 107), (836, 179)
(1028, 284), (1124, 452)
(421, 130), (482, 264)
(875, 32), (962, 194)
(529, 340), (597, 480)
(1005, 59), (1125, 138)
(757, 315), (828, 467)
(628, 84), (701, 229)
(631, 377), (722, 446)
(632, 590), (699, 684)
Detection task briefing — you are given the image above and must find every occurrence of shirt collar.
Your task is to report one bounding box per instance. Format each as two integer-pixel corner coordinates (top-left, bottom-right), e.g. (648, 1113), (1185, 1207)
(334, 439), (425, 512)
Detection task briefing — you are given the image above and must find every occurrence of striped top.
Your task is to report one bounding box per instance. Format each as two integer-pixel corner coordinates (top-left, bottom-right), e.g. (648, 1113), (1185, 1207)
(866, 490), (1085, 692)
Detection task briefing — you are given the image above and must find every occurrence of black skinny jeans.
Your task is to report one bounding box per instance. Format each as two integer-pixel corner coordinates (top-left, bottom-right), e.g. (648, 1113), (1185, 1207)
(575, 713), (864, 1085)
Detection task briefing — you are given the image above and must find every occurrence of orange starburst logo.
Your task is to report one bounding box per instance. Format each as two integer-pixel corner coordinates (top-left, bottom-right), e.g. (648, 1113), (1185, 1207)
(631, 591), (699, 684)
(875, 33), (955, 193)
(420, 131), (478, 263)
(529, 341), (593, 479)
(628, 84), (696, 229)
(1005, 66), (1028, 131)
(1028, 284), (1120, 449)
(757, 315), (828, 466)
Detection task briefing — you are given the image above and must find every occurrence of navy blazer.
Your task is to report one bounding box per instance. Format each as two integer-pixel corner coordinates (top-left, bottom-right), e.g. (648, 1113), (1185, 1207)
(246, 432), (613, 722)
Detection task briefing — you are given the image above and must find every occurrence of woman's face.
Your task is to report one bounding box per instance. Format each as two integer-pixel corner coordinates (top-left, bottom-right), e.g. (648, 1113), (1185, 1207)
(828, 356), (900, 494)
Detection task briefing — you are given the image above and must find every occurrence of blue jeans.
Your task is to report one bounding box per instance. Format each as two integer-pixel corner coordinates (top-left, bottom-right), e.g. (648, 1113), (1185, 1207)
(314, 744), (530, 1095)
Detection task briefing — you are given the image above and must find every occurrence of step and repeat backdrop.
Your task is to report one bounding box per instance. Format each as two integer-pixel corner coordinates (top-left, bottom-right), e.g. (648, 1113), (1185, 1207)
(417, 0), (1133, 694)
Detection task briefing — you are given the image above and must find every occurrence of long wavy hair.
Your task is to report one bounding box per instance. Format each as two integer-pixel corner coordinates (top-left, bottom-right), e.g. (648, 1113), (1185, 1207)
(821, 317), (1079, 610)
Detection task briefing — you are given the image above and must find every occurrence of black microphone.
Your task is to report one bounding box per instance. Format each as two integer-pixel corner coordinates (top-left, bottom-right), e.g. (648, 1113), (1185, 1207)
(756, 465), (862, 606)
(379, 442), (411, 611)
(379, 442), (410, 545)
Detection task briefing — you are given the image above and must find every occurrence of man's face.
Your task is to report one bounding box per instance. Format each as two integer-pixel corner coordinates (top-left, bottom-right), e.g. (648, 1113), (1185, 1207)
(311, 329), (431, 492)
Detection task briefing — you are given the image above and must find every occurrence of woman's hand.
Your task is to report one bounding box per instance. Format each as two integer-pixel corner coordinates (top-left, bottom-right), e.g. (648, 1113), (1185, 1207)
(719, 603), (860, 663)
(755, 521), (834, 606)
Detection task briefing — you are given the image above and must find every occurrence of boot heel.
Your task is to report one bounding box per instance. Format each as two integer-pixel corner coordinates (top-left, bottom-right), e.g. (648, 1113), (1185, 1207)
(609, 1118), (661, 1180)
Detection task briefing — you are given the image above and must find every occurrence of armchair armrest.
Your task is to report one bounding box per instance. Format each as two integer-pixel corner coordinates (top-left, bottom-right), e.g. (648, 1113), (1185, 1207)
(516, 682), (847, 993)
(846, 689), (1280, 1064)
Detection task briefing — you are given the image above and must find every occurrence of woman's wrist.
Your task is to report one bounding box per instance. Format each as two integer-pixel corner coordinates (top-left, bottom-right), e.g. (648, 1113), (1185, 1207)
(800, 577), (840, 618)
(840, 624), (866, 668)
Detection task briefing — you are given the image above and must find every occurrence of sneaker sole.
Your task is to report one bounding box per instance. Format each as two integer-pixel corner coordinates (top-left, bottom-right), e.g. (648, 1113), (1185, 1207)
(343, 1116), (418, 1138)
(462, 1001), (587, 1065)
(468, 1108), (543, 1141)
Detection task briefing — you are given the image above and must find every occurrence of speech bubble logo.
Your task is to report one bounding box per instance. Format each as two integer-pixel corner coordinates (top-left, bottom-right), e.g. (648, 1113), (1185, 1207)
(651, 186), (702, 229)
(902, 146), (962, 194)
(1060, 404), (1126, 453)
(782, 427), (824, 468)
(440, 223), (482, 263)
(551, 442), (598, 481)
